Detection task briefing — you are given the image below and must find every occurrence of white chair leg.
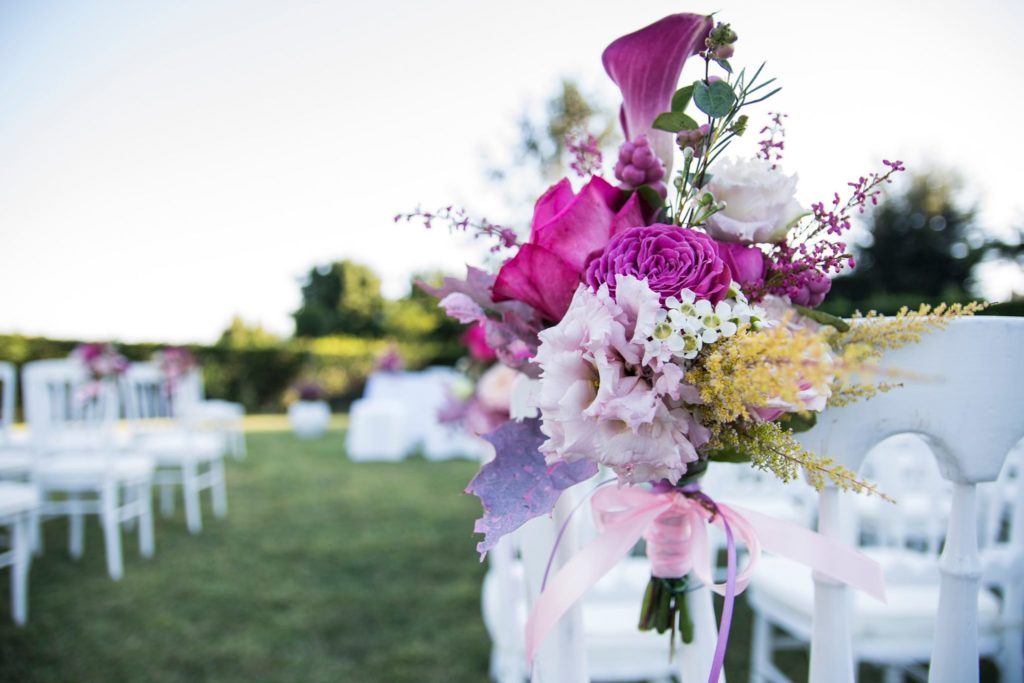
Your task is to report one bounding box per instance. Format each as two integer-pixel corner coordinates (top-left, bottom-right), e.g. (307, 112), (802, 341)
(101, 483), (123, 580)
(68, 493), (85, 560)
(159, 482), (175, 517)
(29, 501), (42, 557)
(122, 486), (137, 532)
(138, 481), (155, 559)
(11, 515), (28, 625)
(998, 583), (1023, 683)
(679, 581), (726, 682)
(750, 610), (772, 683)
(211, 458), (227, 519)
(232, 429), (246, 460)
(182, 461), (202, 534)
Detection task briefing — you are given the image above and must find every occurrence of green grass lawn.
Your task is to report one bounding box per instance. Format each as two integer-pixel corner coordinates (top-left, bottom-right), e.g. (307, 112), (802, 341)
(0, 420), (990, 682)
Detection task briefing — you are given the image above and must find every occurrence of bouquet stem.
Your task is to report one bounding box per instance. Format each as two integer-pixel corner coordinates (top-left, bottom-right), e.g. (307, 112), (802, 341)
(638, 575), (695, 649)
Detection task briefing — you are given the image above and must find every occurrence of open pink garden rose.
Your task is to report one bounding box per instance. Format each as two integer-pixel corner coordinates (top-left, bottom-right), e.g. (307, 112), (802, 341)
(492, 176), (647, 321)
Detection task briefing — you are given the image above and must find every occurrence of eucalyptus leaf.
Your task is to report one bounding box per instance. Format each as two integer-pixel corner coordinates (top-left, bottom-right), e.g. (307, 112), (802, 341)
(671, 85), (694, 113)
(634, 185), (665, 212)
(693, 79), (736, 118)
(652, 111), (699, 133)
(793, 305), (851, 332)
(713, 58), (733, 74)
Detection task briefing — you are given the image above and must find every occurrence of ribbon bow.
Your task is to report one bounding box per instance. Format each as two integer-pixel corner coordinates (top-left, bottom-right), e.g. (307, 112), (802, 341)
(525, 486), (887, 682)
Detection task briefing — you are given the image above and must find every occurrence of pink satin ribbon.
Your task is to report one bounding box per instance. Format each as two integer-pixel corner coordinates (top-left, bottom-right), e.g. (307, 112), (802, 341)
(524, 486), (887, 669)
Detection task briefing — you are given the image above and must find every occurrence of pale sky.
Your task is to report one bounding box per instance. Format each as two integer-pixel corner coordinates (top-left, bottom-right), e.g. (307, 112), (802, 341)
(2, 0), (1022, 343)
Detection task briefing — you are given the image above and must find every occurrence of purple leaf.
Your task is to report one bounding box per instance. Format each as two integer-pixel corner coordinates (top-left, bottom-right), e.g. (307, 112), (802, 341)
(417, 266), (497, 312)
(603, 14), (713, 172)
(438, 292), (485, 324)
(467, 418), (598, 557)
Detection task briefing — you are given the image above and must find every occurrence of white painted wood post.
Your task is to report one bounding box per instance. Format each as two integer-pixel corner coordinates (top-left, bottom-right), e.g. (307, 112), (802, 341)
(11, 513), (28, 625)
(928, 482), (983, 683)
(678, 580), (727, 682)
(521, 492), (588, 683)
(808, 485), (855, 683)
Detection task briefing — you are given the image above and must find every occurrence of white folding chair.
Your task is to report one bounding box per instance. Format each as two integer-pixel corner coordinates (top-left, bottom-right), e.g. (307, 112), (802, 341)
(173, 367), (247, 460)
(0, 481), (38, 625)
(23, 359), (155, 580)
(0, 362), (33, 481)
(749, 316), (1024, 683)
(345, 398), (411, 462)
(121, 362), (227, 534)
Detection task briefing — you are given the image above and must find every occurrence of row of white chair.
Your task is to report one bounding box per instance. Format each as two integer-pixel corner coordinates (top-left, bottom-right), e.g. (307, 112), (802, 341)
(0, 357), (246, 625)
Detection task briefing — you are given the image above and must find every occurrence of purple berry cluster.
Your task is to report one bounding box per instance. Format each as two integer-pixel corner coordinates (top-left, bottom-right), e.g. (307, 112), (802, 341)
(614, 135), (667, 198)
(676, 124), (711, 156)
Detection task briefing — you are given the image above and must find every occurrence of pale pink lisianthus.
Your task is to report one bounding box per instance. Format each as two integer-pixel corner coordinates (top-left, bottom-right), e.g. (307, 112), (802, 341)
(533, 276), (706, 483)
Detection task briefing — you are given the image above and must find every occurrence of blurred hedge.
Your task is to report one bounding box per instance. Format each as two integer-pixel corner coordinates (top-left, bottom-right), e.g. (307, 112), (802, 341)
(0, 334), (462, 414)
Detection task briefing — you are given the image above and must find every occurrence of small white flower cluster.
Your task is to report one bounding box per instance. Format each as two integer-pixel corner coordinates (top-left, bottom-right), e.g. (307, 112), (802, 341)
(642, 284), (766, 363)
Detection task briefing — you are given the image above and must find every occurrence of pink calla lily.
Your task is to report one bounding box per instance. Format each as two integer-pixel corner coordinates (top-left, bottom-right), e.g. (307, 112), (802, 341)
(603, 13), (713, 173)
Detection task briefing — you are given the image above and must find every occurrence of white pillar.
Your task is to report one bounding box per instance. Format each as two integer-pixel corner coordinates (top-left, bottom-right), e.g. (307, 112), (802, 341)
(809, 486), (855, 683)
(522, 494), (588, 683)
(679, 580), (727, 682)
(929, 483), (982, 683)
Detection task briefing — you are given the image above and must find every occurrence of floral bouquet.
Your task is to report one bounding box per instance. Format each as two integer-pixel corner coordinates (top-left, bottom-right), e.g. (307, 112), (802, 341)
(293, 380), (327, 402)
(72, 342), (129, 381)
(152, 346), (197, 391)
(374, 342), (406, 373)
(407, 11), (980, 675)
(71, 342), (130, 403)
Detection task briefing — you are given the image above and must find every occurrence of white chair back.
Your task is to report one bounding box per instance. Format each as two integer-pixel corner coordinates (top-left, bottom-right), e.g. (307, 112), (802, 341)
(22, 359), (119, 453)
(120, 362), (175, 423)
(0, 361), (15, 442)
(798, 316), (1024, 683)
(169, 367), (206, 418)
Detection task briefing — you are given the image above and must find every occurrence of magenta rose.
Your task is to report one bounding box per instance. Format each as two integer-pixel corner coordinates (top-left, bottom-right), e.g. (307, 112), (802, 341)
(492, 176), (647, 321)
(585, 224), (733, 303)
(461, 322), (497, 362)
(716, 241), (767, 292)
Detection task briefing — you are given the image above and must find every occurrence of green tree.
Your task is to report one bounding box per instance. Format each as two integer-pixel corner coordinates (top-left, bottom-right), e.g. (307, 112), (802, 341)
(383, 273), (465, 342)
(486, 79), (619, 210)
(292, 260), (386, 338)
(217, 317), (281, 348)
(825, 171), (1022, 314)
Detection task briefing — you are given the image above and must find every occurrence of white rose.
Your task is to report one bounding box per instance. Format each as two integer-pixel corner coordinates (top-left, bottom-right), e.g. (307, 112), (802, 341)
(705, 158), (807, 244)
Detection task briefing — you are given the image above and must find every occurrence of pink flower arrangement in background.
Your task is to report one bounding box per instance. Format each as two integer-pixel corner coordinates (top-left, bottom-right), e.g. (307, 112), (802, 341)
(374, 343), (405, 373)
(154, 346), (196, 387)
(71, 343), (128, 380)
